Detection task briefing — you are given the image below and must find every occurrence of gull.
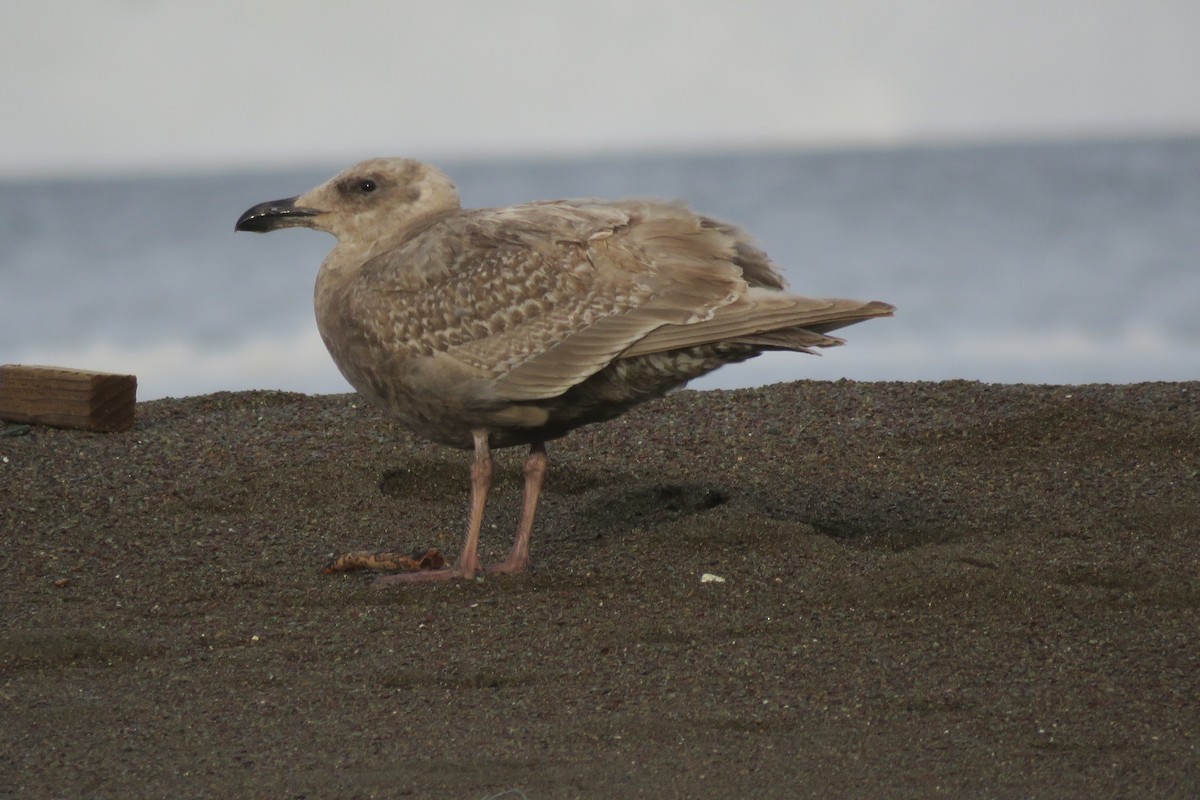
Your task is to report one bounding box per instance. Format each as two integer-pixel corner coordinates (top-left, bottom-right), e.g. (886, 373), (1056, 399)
(236, 158), (893, 583)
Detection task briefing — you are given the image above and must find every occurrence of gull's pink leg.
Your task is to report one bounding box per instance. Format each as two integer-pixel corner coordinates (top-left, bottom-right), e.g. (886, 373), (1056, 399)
(375, 431), (491, 585)
(488, 442), (548, 575)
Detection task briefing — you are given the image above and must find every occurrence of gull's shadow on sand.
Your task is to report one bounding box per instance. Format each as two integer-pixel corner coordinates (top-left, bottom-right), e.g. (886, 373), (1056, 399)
(549, 460), (959, 552)
(371, 454), (964, 554)
(741, 483), (969, 551)
(581, 483), (731, 530)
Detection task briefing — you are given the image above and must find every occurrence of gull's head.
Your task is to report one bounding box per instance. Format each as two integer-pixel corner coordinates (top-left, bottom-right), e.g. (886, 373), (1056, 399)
(235, 158), (461, 253)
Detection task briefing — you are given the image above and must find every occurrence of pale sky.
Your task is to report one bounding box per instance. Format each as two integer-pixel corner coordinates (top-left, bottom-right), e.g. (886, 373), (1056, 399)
(2, 0), (1199, 178)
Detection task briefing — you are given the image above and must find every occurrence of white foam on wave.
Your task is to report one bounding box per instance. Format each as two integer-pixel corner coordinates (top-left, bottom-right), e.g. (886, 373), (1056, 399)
(11, 322), (1196, 403)
(11, 329), (350, 401)
(692, 323), (1198, 387)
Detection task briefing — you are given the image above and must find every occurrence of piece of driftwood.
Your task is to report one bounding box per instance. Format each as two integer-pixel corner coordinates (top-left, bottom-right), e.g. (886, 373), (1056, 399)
(0, 365), (136, 432)
(321, 548), (446, 575)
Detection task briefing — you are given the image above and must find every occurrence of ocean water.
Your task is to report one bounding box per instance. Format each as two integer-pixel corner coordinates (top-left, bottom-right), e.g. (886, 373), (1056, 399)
(3, 138), (1198, 400)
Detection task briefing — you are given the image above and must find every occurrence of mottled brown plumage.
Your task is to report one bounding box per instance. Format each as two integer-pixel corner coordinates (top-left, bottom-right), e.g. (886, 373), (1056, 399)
(236, 158), (893, 582)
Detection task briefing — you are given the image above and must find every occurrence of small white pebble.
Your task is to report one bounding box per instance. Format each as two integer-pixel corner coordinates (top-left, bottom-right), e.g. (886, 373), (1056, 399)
(700, 573), (726, 583)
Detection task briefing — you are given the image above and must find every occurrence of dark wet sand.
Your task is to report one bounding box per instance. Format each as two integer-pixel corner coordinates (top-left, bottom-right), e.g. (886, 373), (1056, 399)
(2, 380), (1197, 799)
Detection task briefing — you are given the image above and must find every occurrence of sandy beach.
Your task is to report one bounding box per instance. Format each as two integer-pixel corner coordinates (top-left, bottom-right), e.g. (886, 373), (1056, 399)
(2, 380), (1197, 798)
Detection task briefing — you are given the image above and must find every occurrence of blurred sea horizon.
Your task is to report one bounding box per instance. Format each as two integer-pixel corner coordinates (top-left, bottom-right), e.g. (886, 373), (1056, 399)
(3, 136), (1198, 400)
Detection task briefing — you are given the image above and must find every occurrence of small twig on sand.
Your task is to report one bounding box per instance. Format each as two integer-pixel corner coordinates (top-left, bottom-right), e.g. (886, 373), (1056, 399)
(320, 547), (445, 574)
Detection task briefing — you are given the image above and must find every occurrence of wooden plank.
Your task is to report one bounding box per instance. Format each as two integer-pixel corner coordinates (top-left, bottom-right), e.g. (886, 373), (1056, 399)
(0, 365), (137, 432)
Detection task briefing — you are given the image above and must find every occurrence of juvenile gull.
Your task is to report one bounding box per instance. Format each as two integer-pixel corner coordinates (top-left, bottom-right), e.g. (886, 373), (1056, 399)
(236, 158), (893, 583)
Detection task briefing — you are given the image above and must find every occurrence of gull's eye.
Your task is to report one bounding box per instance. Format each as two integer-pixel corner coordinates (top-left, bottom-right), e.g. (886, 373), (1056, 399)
(339, 176), (381, 197)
